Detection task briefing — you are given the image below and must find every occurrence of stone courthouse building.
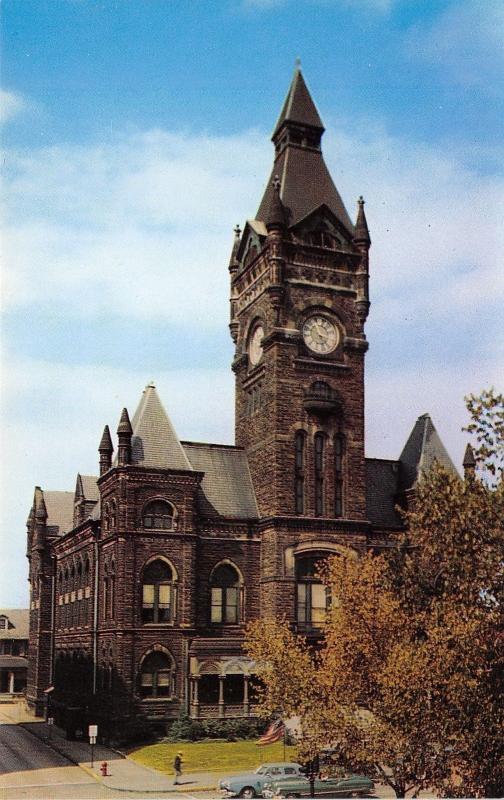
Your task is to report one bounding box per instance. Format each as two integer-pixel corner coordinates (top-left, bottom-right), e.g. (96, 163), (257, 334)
(26, 68), (458, 733)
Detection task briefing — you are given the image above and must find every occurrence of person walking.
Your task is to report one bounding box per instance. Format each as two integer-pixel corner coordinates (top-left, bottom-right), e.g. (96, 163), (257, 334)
(173, 751), (183, 785)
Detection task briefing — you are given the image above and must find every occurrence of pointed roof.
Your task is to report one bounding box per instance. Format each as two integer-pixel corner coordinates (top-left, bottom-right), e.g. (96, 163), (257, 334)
(399, 413), (458, 490)
(273, 66), (324, 137)
(117, 408), (133, 435)
(463, 443), (476, 468)
(76, 474), (99, 502)
(256, 68), (354, 234)
(129, 383), (193, 471)
(354, 196), (371, 245)
(99, 425), (113, 452)
(265, 175), (287, 230)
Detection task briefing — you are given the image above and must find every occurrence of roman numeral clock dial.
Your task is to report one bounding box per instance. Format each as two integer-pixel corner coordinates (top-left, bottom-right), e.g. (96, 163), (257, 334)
(302, 315), (339, 355)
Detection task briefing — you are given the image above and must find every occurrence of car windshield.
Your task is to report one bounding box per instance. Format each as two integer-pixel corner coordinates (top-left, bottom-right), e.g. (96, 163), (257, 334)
(255, 767), (269, 775)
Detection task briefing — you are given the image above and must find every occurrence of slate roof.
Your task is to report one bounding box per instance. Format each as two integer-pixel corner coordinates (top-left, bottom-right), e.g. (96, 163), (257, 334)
(182, 442), (259, 520)
(365, 459), (402, 528)
(257, 139), (354, 234)
(76, 474), (99, 501)
(129, 384), (193, 471)
(273, 66), (324, 136)
(0, 609), (29, 640)
(256, 69), (354, 234)
(44, 491), (74, 536)
(399, 413), (458, 490)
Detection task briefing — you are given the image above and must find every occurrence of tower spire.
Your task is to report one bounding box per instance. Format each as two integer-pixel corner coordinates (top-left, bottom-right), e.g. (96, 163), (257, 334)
(272, 64), (324, 143)
(256, 69), (354, 234)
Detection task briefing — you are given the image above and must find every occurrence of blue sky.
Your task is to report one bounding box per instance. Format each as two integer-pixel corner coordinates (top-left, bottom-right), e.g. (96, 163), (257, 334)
(1, 0), (503, 607)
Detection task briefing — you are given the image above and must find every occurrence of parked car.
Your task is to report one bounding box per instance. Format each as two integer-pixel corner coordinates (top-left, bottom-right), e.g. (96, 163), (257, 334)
(262, 771), (374, 798)
(218, 763), (306, 798)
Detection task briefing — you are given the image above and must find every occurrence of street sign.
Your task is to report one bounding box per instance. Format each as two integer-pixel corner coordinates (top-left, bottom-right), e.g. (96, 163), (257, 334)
(47, 717), (54, 726)
(88, 724), (98, 738)
(90, 736), (96, 744)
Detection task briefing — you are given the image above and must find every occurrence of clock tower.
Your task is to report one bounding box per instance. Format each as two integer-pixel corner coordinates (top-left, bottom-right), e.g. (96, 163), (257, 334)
(230, 66), (371, 530)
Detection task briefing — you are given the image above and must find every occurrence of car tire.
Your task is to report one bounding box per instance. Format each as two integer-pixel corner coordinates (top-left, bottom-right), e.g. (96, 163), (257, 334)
(239, 788), (257, 798)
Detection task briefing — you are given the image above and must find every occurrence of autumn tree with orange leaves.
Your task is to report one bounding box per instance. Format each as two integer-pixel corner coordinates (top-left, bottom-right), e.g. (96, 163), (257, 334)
(246, 390), (504, 799)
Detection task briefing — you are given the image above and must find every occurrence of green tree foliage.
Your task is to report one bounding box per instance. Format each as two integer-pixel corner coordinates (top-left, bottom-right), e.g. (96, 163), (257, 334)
(246, 391), (504, 798)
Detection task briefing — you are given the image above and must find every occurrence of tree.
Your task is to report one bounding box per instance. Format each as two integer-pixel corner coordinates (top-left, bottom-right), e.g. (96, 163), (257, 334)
(245, 391), (504, 798)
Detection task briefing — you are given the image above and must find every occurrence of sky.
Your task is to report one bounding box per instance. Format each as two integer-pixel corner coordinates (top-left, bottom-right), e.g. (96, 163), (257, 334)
(1, 0), (503, 607)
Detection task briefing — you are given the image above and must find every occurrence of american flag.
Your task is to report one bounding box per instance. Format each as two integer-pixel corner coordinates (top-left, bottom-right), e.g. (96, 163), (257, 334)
(256, 718), (285, 746)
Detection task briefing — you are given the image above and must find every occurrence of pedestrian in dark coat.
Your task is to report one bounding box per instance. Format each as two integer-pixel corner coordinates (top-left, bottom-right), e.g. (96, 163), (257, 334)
(173, 751), (183, 785)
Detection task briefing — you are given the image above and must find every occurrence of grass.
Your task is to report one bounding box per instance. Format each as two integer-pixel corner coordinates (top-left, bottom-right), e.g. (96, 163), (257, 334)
(128, 739), (298, 775)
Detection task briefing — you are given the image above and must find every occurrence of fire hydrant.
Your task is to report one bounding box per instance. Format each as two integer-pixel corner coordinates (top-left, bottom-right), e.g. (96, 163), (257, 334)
(100, 762), (109, 777)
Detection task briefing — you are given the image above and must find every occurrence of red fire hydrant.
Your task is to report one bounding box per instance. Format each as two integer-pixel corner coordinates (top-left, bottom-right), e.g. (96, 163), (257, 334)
(100, 762), (109, 777)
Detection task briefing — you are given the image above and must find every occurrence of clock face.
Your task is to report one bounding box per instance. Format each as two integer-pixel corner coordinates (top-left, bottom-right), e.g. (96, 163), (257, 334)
(248, 324), (264, 366)
(302, 315), (339, 355)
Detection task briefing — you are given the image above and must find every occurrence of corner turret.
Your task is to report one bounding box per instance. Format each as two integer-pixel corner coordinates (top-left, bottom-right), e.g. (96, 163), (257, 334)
(117, 408), (133, 466)
(98, 424), (113, 475)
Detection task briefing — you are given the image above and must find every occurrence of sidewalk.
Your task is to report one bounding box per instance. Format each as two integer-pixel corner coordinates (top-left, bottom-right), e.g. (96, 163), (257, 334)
(19, 714), (220, 794)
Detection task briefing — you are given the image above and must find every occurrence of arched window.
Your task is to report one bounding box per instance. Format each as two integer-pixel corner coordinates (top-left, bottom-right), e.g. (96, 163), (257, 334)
(314, 433), (325, 516)
(139, 651), (174, 698)
(294, 431), (306, 514)
(103, 503), (109, 531)
(109, 561), (115, 619)
(210, 563), (242, 624)
(296, 555), (328, 629)
(334, 433), (344, 517)
(103, 564), (108, 620)
(311, 381), (331, 398)
(142, 500), (174, 530)
(142, 560), (175, 623)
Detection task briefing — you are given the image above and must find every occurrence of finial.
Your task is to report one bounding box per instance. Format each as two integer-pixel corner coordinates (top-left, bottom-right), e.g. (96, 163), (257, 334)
(295, 56), (301, 70)
(358, 195), (365, 205)
(147, 381), (155, 389)
(233, 224), (241, 239)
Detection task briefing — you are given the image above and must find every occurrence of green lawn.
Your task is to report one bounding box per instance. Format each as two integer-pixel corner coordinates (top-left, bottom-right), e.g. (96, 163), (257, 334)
(129, 739), (298, 775)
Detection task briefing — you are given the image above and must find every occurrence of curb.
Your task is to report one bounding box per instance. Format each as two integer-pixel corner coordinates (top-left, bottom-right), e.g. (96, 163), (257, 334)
(99, 781), (217, 794)
(19, 722), (103, 784)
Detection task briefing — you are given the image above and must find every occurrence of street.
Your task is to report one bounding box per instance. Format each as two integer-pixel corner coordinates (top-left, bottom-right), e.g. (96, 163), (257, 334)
(0, 705), (217, 800)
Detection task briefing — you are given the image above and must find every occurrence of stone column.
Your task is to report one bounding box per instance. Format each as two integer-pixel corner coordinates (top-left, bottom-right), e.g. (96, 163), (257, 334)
(190, 676), (199, 719)
(218, 675), (225, 718)
(8, 671), (15, 694)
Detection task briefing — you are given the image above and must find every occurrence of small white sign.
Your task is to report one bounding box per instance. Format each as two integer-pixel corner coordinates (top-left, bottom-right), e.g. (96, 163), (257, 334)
(89, 736), (96, 744)
(88, 724), (98, 738)
(47, 717), (54, 726)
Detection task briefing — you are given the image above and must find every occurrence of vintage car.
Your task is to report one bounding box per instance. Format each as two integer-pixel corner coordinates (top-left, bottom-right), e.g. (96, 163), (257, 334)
(262, 771), (374, 798)
(218, 762), (306, 798)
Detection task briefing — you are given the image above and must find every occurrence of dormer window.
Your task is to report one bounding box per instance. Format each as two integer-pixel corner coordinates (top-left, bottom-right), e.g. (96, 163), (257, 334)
(142, 500), (174, 530)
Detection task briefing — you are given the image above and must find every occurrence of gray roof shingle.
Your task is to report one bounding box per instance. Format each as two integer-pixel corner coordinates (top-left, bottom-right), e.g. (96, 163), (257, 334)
(399, 414), (458, 490)
(129, 384), (193, 471)
(0, 609), (29, 639)
(77, 475), (99, 501)
(44, 491), (74, 536)
(182, 442), (259, 520)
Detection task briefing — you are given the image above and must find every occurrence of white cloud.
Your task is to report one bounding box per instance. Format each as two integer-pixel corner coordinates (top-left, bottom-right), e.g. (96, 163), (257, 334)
(406, 0), (504, 93)
(2, 129), (269, 324)
(0, 355), (234, 606)
(0, 89), (27, 124)
(2, 114), (504, 606)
